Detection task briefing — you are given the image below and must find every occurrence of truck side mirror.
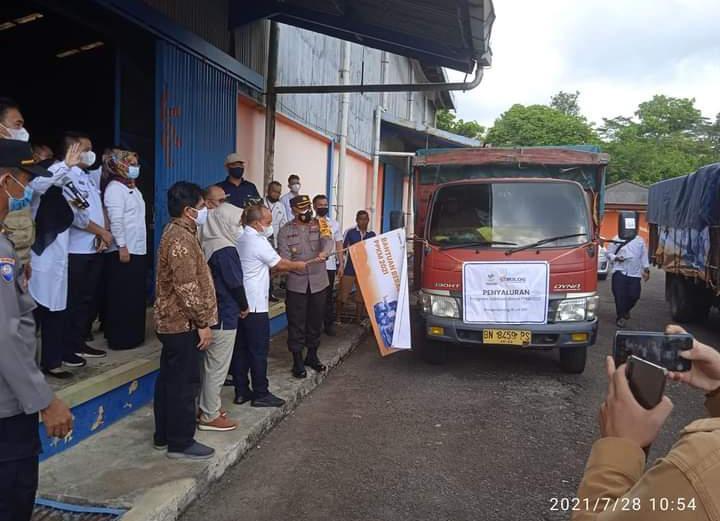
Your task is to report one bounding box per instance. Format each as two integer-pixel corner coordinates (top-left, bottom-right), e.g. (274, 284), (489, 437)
(618, 211), (639, 241)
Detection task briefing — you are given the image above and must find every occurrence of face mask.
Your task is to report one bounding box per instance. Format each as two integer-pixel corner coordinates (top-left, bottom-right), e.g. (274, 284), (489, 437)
(2, 125), (30, 142)
(261, 224), (274, 238)
(127, 165), (140, 179)
(228, 166), (244, 179)
(190, 206), (208, 226)
(315, 207), (329, 217)
(80, 150), (96, 166)
(298, 210), (313, 223)
(290, 183), (301, 193)
(4, 175), (34, 212)
(267, 195), (279, 203)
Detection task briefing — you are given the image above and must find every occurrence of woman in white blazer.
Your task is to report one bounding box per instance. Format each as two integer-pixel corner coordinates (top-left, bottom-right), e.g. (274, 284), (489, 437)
(102, 149), (147, 349)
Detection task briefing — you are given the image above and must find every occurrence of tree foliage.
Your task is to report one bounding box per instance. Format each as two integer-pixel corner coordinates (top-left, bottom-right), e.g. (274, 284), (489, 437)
(550, 90), (581, 117)
(600, 95), (719, 184)
(485, 103), (597, 146)
(436, 109), (486, 140)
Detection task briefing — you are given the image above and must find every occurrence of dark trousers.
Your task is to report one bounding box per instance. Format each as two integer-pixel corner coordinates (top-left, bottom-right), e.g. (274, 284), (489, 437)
(104, 252), (147, 349)
(36, 304), (71, 370)
(286, 288), (326, 354)
(612, 272), (642, 320)
(67, 253), (103, 351)
(0, 414), (40, 521)
(232, 312), (270, 398)
(154, 330), (202, 452)
(324, 270), (336, 329)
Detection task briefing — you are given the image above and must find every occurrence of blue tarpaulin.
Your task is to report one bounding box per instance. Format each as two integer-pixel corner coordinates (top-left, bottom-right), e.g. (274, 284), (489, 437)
(648, 163), (720, 230)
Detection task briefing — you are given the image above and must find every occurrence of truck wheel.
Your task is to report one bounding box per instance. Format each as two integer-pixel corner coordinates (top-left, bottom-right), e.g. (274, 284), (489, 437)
(411, 311), (448, 365)
(559, 347), (587, 374)
(598, 273), (608, 281)
(670, 277), (694, 323)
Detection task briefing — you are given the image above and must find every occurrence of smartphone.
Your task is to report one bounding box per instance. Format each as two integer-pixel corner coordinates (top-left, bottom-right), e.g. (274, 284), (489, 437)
(614, 331), (693, 372)
(626, 356), (667, 409)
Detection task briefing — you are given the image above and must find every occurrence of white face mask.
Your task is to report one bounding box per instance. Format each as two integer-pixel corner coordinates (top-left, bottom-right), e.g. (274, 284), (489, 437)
(290, 183), (301, 193)
(127, 165), (140, 179)
(261, 224), (274, 238)
(80, 150), (96, 166)
(2, 125), (30, 142)
(190, 206), (208, 226)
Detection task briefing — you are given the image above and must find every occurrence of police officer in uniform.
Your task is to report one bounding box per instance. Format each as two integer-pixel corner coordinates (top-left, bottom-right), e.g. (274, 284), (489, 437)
(277, 195), (334, 378)
(0, 140), (73, 521)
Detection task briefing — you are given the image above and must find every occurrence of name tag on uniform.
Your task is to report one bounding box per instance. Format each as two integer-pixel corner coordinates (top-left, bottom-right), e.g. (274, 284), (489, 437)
(0, 257), (15, 284)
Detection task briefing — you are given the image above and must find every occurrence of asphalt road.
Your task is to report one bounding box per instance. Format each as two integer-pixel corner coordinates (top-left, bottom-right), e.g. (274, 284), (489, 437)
(181, 272), (718, 521)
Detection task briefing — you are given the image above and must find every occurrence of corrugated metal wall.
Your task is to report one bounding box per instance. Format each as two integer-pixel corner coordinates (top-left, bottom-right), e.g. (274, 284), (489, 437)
(154, 40), (237, 249)
(141, 0), (232, 53)
(234, 20), (269, 76)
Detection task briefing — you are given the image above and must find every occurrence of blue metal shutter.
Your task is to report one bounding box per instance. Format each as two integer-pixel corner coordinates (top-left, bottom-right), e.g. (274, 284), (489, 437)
(154, 40), (237, 251)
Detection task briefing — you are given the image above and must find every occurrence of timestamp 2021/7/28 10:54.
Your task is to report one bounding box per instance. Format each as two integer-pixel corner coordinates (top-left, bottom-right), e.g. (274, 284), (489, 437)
(549, 496), (698, 513)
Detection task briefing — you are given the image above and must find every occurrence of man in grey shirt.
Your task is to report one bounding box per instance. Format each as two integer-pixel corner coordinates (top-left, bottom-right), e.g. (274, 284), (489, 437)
(277, 195), (334, 378)
(0, 140), (73, 521)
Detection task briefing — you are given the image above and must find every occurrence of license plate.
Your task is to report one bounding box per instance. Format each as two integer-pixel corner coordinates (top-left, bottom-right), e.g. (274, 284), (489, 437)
(482, 329), (532, 346)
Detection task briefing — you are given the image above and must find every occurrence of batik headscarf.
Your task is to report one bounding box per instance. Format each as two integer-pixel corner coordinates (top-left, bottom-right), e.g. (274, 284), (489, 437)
(102, 149), (139, 192)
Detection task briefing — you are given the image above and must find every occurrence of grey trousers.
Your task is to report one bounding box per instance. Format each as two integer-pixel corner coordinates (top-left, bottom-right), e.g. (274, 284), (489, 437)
(199, 328), (237, 423)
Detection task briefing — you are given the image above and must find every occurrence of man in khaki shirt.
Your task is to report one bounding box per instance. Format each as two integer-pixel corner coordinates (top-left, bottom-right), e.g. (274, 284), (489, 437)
(277, 195), (333, 379)
(573, 325), (720, 520)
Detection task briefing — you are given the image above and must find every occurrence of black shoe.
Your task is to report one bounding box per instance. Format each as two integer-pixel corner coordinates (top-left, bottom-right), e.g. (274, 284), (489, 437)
(62, 354), (87, 368)
(624, 312), (631, 320)
(76, 344), (107, 358)
(616, 318), (627, 329)
(224, 377), (234, 387)
(167, 441), (215, 461)
(43, 367), (74, 379)
(252, 393), (286, 408)
(292, 352), (307, 378)
(305, 359), (327, 372)
(234, 394), (253, 405)
(325, 323), (337, 337)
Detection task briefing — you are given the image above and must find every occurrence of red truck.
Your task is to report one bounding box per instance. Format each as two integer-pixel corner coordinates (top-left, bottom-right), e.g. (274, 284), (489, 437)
(411, 147), (608, 373)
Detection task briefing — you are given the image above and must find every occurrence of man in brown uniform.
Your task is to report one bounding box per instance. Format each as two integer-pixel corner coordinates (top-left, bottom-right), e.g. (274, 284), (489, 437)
(277, 195), (333, 378)
(154, 181), (218, 460)
(572, 324), (720, 520)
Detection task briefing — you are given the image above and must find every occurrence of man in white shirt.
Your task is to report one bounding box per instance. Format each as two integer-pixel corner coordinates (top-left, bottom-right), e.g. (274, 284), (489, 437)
(607, 233), (650, 328)
(232, 205), (306, 407)
(313, 194), (343, 336)
(63, 133), (112, 361)
(280, 173), (301, 222)
(264, 181), (287, 302)
(264, 181), (286, 248)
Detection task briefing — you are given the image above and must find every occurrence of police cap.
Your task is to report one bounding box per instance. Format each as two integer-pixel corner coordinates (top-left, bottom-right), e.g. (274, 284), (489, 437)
(290, 195), (312, 210)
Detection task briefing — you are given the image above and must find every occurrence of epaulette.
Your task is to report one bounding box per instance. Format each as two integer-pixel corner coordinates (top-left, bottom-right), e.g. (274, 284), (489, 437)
(317, 217), (332, 238)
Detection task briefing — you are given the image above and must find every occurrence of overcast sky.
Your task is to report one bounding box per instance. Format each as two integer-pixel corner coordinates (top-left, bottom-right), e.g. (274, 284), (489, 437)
(447, 0), (720, 129)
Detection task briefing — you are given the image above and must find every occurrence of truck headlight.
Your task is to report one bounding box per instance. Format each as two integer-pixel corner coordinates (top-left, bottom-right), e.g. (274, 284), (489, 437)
(586, 296), (600, 320)
(429, 294), (460, 318)
(555, 298), (587, 322)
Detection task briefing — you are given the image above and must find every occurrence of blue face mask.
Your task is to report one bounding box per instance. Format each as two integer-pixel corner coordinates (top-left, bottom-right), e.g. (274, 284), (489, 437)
(127, 165), (140, 179)
(5, 175), (33, 212)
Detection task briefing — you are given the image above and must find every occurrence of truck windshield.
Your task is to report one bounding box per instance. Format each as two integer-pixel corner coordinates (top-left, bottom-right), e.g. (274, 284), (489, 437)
(428, 182), (590, 248)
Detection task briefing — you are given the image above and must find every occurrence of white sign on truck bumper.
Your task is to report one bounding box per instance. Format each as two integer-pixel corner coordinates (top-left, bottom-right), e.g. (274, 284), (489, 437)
(462, 261), (550, 324)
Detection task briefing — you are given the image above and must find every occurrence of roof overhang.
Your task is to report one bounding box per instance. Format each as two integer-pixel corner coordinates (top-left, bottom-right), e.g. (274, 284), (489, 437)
(229, 0), (495, 73)
(382, 112), (481, 149)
